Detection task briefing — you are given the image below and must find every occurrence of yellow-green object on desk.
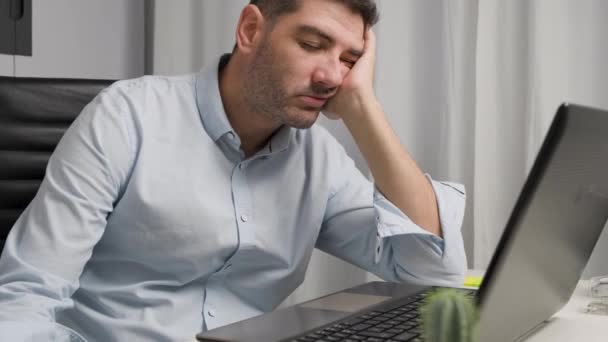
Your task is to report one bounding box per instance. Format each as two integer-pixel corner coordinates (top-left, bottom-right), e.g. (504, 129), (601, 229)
(464, 275), (483, 288)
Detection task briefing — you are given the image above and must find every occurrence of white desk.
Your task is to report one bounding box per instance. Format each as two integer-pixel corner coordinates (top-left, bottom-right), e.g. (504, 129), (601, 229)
(524, 281), (608, 341)
(466, 269), (608, 341)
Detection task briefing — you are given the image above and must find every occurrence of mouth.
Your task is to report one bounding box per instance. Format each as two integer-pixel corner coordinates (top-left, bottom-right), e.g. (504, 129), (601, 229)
(298, 95), (329, 109)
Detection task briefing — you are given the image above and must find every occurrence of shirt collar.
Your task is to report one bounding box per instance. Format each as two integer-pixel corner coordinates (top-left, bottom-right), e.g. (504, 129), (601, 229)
(195, 54), (294, 153)
(269, 125), (292, 153)
(195, 54), (235, 142)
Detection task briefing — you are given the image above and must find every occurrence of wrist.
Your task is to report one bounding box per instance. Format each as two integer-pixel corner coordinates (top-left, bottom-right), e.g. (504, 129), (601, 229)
(342, 94), (382, 127)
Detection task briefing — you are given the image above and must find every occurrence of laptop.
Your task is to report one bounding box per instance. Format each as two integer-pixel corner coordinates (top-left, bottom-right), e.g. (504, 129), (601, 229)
(197, 103), (608, 342)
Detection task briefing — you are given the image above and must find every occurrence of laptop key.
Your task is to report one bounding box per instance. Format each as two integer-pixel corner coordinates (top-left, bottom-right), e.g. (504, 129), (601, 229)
(375, 323), (394, 330)
(392, 332), (418, 341)
(358, 331), (397, 339)
(363, 338), (383, 342)
(350, 323), (372, 331)
(343, 318), (365, 326)
(331, 332), (348, 338)
(385, 328), (406, 334)
(367, 319), (386, 325)
(380, 313), (398, 318)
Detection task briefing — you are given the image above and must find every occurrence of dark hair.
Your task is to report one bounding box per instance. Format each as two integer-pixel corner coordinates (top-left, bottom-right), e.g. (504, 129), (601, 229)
(250, 0), (379, 28)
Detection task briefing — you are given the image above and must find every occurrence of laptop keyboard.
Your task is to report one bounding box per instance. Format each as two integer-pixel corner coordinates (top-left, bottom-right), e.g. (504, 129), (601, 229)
(288, 289), (476, 342)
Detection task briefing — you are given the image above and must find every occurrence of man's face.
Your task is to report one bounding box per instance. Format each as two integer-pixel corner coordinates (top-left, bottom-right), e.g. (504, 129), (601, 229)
(242, 0), (365, 129)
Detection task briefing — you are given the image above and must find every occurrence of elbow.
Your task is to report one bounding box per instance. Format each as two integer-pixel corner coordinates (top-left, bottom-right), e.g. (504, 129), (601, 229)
(391, 239), (468, 287)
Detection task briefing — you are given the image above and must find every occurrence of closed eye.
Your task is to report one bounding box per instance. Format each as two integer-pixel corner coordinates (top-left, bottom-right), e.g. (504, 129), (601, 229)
(299, 41), (322, 51)
(341, 59), (356, 68)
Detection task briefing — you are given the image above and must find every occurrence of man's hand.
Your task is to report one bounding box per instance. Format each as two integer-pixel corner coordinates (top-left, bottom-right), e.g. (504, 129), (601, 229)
(323, 29), (378, 120)
(322, 28), (442, 237)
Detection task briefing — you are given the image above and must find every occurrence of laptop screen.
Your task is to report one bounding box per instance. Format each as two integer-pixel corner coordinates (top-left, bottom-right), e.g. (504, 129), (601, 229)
(476, 103), (608, 341)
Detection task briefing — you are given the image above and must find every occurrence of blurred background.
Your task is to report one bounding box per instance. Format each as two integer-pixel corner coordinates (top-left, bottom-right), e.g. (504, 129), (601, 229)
(2, 0), (608, 307)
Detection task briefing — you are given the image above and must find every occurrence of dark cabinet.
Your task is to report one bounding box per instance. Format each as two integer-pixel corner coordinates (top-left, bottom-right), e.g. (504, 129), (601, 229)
(0, 0), (32, 56)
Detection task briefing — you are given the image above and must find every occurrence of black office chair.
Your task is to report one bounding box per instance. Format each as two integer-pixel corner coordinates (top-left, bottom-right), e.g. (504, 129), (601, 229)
(0, 77), (115, 253)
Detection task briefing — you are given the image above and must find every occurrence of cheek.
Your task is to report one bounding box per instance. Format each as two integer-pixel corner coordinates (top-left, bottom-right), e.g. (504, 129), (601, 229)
(280, 63), (316, 93)
(275, 47), (320, 90)
(340, 65), (351, 79)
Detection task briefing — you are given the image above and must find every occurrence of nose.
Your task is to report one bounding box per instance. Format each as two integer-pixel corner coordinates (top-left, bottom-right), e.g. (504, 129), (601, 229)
(311, 58), (344, 90)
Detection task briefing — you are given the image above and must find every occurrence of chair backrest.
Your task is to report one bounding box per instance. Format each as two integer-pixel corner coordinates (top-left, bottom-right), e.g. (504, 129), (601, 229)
(0, 77), (115, 253)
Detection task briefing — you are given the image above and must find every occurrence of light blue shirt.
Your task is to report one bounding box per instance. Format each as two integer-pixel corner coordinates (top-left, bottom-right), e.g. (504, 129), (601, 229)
(0, 56), (467, 342)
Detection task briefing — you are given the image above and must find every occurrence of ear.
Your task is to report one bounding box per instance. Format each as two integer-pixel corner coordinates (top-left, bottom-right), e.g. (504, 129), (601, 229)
(235, 5), (266, 55)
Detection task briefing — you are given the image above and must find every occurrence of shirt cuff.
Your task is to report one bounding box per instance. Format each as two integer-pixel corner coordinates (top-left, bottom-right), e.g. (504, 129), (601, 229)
(373, 174), (466, 261)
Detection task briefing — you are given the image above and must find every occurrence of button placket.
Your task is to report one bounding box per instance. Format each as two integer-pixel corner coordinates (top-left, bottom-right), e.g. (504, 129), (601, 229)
(204, 282), (219, 323)
(231, 161), (254, 247)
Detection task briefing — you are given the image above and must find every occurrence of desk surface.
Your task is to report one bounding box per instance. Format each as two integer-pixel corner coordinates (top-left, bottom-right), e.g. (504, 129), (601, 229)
(524, 281), (608, 341)
(467, 269), (608, 341)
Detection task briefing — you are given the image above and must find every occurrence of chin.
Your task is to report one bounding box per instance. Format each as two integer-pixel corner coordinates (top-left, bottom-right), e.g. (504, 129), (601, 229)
(285, 109), (320, 129)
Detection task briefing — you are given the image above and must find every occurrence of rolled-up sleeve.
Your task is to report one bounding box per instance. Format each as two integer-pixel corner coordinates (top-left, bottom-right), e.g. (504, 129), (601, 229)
(373, 175), (467, 286)
(317, 143), (467, 287)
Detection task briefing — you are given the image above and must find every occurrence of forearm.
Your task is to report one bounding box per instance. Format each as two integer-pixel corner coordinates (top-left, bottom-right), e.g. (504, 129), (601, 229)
(342, 99), (441, 236)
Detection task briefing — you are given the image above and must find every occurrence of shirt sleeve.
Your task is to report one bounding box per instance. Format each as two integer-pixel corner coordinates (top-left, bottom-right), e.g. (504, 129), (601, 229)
(0, 85), (133, 340)
(316, 144), (467, 287)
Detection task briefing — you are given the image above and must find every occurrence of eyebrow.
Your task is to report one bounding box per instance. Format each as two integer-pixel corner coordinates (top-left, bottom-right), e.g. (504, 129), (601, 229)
(295, 25), (363, 58)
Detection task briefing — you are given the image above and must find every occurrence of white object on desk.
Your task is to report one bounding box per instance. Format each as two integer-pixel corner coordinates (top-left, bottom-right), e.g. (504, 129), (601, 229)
(524, 281), (608, 342)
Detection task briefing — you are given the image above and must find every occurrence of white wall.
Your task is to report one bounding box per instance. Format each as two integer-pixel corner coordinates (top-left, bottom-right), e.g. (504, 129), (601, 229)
(150, 0), (247, 75)
(13, 0), (144, 79)
(528, 0), (608, 279)
(375, 0), (476, 268)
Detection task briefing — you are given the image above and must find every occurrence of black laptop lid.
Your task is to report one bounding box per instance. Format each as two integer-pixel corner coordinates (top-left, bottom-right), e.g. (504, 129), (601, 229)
(476, 103), (608, 341)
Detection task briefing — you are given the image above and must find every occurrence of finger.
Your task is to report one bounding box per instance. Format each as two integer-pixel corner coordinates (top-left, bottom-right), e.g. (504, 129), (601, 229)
(364, 28), (376, 55)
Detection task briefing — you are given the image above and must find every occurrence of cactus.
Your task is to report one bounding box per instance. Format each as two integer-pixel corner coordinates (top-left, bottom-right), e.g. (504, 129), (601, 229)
(420, 289), (478, 342)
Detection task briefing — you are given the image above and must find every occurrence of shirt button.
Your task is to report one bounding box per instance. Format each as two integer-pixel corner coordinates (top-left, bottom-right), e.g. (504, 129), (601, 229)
(208, 309), (216, 317)
(240, 214), (248, 222)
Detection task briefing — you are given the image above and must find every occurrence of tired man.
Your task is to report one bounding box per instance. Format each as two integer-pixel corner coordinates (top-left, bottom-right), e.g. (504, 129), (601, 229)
(0, 0), (466, 341)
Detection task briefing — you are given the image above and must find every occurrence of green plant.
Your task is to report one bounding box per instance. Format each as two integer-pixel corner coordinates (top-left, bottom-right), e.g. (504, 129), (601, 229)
(420, 289), (478, 342)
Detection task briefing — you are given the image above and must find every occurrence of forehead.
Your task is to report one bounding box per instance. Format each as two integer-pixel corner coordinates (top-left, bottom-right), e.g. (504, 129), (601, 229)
(272, 0), (365, 50)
